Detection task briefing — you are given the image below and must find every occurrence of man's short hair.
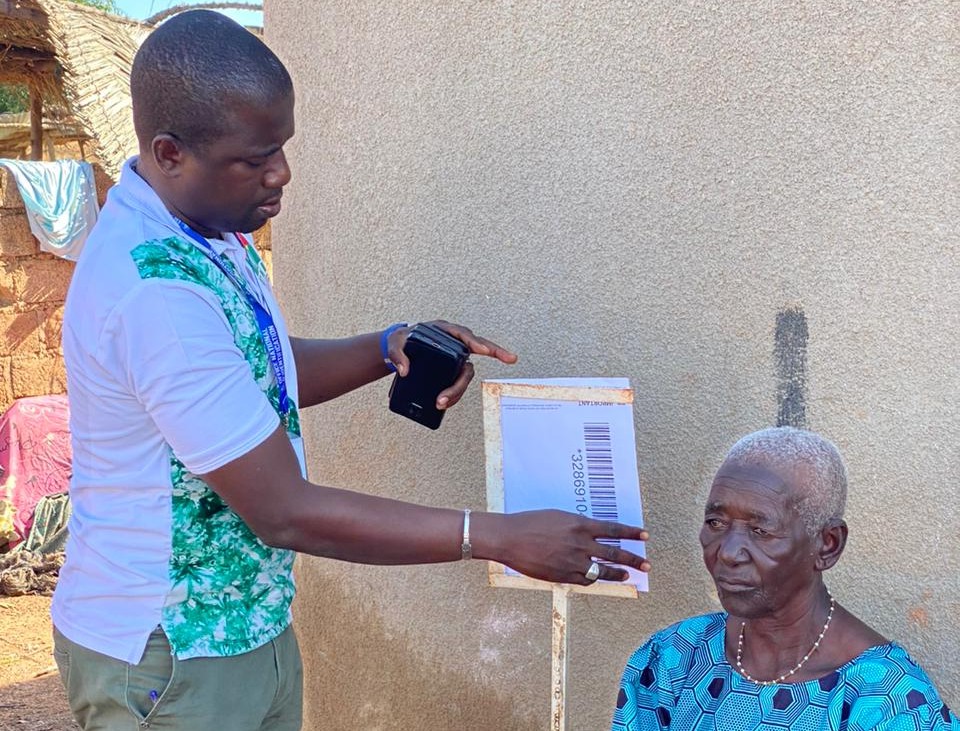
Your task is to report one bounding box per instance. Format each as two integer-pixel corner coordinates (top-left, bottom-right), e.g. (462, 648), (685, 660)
(723, 426), (847, 536)
(131, 9), (293, 151)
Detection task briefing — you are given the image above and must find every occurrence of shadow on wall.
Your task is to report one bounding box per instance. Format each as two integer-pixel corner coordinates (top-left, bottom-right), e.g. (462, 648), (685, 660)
(295, 574), (539, 731)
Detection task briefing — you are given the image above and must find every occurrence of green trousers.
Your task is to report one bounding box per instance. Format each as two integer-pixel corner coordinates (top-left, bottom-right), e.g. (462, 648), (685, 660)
(53, 624), (303, 730)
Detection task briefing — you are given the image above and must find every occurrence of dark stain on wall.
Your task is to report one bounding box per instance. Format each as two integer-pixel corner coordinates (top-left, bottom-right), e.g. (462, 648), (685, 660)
(774, 307), (808, 428)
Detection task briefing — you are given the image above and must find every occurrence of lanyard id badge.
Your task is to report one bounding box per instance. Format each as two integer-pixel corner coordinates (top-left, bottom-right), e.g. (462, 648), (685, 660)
(175, 219), (291, 421)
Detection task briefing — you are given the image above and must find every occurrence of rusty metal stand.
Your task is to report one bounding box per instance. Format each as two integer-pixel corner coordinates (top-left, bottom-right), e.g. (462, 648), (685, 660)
(550, 585), (571, 731)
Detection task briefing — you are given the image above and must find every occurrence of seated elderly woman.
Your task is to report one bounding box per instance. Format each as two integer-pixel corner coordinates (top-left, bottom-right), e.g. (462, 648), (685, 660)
(613, 427), (958, 731)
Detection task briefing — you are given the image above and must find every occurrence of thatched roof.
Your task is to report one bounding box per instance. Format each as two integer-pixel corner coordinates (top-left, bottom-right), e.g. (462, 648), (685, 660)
(0, 0), (148, 179)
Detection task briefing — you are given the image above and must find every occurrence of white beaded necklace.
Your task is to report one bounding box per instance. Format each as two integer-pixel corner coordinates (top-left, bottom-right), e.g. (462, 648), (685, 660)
(735, 591), (836, 686)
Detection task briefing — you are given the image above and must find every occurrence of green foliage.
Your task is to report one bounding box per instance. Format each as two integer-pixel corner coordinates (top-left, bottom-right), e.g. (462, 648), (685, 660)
(69, 0), (121, 12)
(0, 85), (28, 115)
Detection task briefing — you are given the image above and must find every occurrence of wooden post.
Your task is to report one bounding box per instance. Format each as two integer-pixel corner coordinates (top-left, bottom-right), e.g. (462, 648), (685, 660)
(550, 585), (571, 731)
(29, 86), (43, 161)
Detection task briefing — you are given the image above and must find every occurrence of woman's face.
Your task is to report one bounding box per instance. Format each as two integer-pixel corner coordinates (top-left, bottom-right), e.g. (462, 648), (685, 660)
(700, 460), (820, 620)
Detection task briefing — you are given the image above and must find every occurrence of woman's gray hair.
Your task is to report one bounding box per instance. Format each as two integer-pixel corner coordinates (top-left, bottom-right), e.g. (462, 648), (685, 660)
(724, 427), (847, 536)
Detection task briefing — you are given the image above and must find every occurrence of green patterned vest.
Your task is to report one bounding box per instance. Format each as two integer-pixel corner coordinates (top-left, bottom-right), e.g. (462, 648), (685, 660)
(132, 236), (300, 658)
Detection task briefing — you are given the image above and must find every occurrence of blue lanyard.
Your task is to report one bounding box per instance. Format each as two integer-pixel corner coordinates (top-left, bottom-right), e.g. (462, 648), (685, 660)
(175, 219), (290, 419)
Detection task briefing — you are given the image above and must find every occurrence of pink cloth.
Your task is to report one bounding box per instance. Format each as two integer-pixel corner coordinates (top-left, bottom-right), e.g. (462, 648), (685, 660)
(0, 395), (71, 548)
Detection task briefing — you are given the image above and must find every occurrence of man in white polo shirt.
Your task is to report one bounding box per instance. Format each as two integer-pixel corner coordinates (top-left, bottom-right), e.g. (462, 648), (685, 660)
(51, 10), (651, 731)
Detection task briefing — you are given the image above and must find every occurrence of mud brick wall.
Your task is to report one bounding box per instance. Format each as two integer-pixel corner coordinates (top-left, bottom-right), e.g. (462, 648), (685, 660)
(0, 166), (272, 414)
(252, 219), (272, 278)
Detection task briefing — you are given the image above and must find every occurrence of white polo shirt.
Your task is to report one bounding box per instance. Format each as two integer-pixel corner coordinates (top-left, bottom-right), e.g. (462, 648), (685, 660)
(52, 158), (302, 663)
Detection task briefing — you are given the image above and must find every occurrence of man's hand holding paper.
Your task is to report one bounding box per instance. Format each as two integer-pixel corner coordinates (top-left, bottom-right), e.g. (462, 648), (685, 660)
(473, 510), (650, 585)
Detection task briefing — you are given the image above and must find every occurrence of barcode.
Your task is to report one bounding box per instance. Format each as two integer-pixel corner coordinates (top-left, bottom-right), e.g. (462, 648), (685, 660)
(584, 422), (621, 550)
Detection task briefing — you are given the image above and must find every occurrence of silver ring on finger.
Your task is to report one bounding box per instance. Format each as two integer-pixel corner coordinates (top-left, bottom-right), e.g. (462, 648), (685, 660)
(585, 561), (601, 583)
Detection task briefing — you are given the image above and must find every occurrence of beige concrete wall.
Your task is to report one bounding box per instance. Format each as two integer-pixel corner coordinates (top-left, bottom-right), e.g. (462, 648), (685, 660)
(268, 2), (959, 728)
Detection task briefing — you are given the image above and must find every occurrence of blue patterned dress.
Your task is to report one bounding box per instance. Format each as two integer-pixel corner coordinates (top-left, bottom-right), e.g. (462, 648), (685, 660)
(613, 613), (959, 731)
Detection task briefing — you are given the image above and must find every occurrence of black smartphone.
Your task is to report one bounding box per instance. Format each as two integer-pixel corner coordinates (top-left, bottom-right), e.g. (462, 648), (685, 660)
(388, 323), (469, 429)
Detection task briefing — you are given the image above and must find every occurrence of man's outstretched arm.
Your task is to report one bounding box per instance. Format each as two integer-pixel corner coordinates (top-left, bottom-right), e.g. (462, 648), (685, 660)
(202, 424), (650, 584)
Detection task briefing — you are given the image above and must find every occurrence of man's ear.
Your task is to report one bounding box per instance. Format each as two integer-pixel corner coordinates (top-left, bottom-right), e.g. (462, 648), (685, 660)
(815, 519), (847, 572)
(151, 134), (187, 177)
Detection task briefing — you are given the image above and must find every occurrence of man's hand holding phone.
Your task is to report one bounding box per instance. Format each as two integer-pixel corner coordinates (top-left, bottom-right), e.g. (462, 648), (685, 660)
(386, 320), (518, 429)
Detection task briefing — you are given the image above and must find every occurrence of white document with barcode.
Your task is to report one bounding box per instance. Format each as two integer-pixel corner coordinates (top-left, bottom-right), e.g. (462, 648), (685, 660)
(492, 378), (647, 591)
